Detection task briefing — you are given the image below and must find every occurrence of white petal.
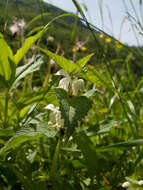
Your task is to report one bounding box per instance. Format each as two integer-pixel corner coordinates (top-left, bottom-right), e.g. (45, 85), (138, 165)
(45, 104), (55, 111)
(55, 69), (69, 77)
(138, 180), (143, 185)
(58, 77), (70, 91)
(122, 181), (130, 188)
(72, 79), (84, 96)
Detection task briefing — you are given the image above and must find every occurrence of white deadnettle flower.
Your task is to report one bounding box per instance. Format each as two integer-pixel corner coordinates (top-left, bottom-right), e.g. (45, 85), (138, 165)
(72, 79), (85, 96)
(45, 104), (55, 111)
(9, 18), (26, 35)
(17, 19), (26, 29)
(56, 69), (85, 95)
(49, 59), (56, 66)
(9, 24), (19, 35)
(47, 36), (54, 43)
(122, 181), (130, 188)
(45, 104), (64, 129)
(55, 69), (69, 77)
(138, 180), (143, 185)
(58, 77), (70, 92)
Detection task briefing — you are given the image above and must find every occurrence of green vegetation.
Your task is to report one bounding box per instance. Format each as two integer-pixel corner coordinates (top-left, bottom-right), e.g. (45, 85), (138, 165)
(0, 0), (143, 189)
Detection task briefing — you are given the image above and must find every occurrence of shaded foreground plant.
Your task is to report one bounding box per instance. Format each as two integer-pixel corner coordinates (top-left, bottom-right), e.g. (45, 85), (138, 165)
(1, 1), (143, 189)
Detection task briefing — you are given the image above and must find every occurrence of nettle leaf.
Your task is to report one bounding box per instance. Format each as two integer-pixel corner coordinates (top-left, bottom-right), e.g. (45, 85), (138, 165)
(14, 30), (44, 65)
(0, 33), (14, 81)
(0, 123), (57, 155)
(38, 48), (93, 74)
(55, 88), (92, 139)
(12, 55), (44, 88)
(38, 47), (77, 73)
(75, 131), (98, 177)
(75, 53), (94, 72)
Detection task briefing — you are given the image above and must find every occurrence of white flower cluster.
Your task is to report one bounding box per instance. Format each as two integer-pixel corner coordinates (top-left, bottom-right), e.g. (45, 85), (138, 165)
(138, 180), (143, 185)
(55, 69), (85, 96)
(45, 104), (64, 130)
(9, 18), (26, 35)
(122, 180), (143, 188)
(122, 181), (130, 188)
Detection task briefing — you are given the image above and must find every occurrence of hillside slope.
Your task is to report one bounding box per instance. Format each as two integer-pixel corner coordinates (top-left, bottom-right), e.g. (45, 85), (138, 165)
(0, 0), (93, 56)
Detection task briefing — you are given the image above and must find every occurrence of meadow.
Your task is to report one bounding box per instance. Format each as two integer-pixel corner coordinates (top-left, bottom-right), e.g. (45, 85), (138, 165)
(0, 0), (143, 189)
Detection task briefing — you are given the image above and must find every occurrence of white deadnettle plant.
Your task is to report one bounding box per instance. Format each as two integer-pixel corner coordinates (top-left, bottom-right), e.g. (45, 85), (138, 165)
(45, 69), (85, 130)
(55, 69), (85, 96)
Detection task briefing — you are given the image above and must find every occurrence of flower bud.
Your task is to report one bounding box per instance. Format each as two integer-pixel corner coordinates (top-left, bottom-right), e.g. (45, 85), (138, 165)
(58, 77), (70, 92)
(72, 79), (84, 96)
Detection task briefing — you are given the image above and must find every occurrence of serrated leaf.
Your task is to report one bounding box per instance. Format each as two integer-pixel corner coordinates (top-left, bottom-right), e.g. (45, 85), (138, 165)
(55, 88), (92, 139)
(75, 53), (94, 72)
(0, 123), (57, 155)
(38, 47), (77, 73)
(38, 48), (93, 74)
(14, 30), (44, 65)
(0, 33), (14, 81)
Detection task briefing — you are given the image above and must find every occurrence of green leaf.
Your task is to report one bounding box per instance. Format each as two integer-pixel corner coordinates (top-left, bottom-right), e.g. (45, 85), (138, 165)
(26, 26), (44, 37)
(14, 30), (44, 65)
(9, 165), (34, 190)
(134, 150), (143, 167)
(55, 88), (92, 139)
(38, 47), (78, 73)
(75, 131), (98, 177)
(97, 120), (120, 135)
(0, 123), (57, 155)
(96, 139), (143, 152)
(38, 48), (93, 74)
(15, 90), (56, 111)
(125, 177), (139, 186)
(12, 55), (44, 88)
(81, 69), (116, 93)
(75, 53), (94, 72)
(50, 138), (61, 182)
(0, 129), (14, 137)
(0, 33), (14, 81)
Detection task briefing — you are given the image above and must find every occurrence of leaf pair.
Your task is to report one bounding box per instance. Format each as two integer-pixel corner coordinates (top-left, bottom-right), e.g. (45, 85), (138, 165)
(55, 88), (92, 139)
(38, 47), (94, 74)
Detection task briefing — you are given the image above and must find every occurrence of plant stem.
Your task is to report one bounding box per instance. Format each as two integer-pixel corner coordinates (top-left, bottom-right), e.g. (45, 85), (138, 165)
(4, 89), (9, 128)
